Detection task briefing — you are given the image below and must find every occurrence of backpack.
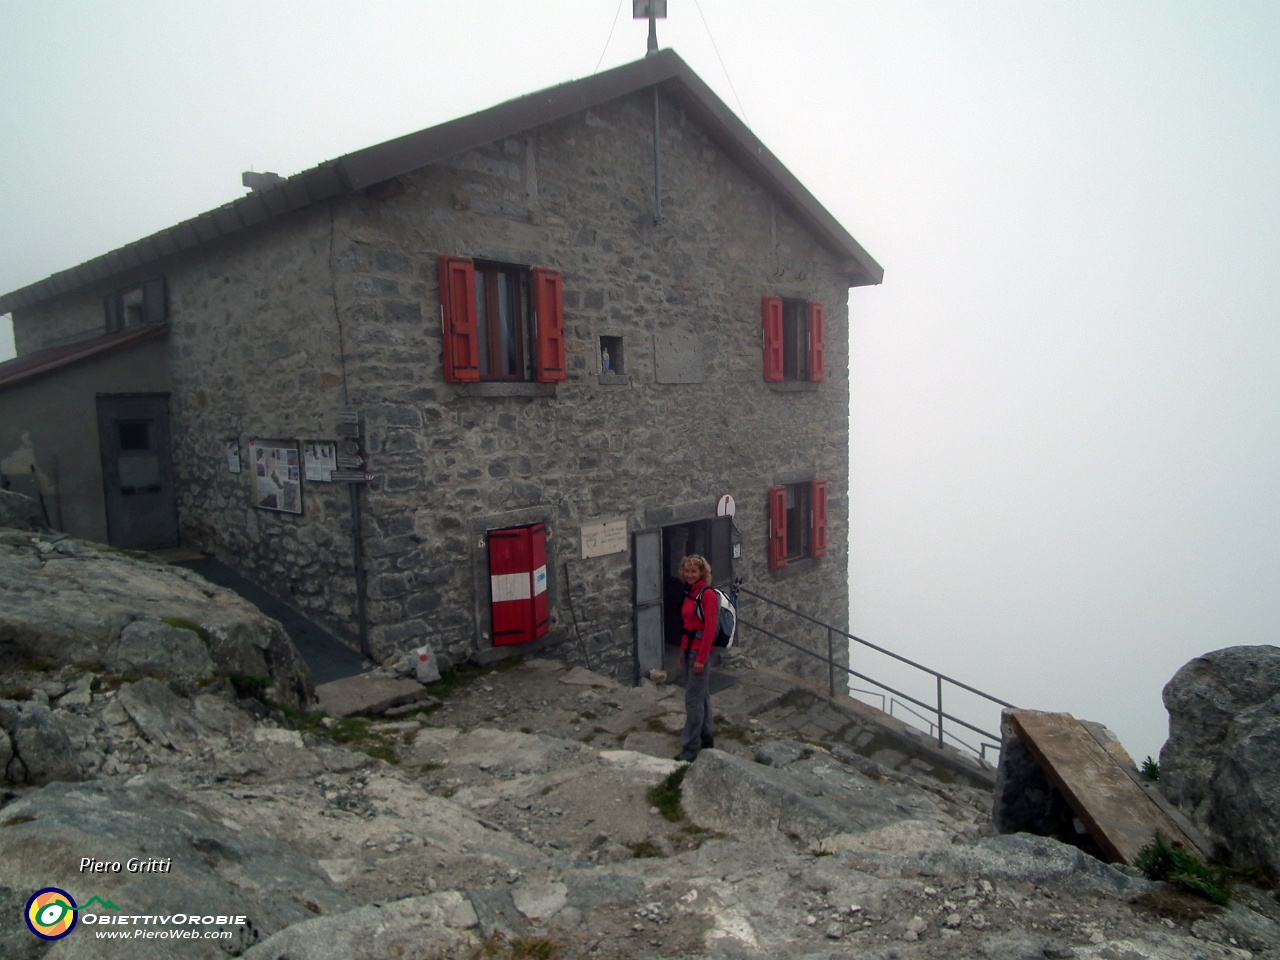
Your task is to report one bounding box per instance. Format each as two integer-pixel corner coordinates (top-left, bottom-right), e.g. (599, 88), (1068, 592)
(689, 585), (738, 649)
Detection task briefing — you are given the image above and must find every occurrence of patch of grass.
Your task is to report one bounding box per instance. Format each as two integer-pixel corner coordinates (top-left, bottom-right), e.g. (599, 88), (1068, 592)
(1135, 831), (1230, 905)
(716, 720), (754, 745)
(647, 765), (688, 823)
(229, 674), (272, 700)
(111, 547), (159, 562)
(419, 763), (444, 774)
(520, 727), (534, 735)
(1135, 887), (1221, 925)
(3, 815), (37, 826)
(161, 617), (210, 645)
(540, 785), (555, 796)
(510, 938), (561, 960)
(627, 838), (667, 859)
(1141, 756), (1160, 781)
(359, 743), (400, 765)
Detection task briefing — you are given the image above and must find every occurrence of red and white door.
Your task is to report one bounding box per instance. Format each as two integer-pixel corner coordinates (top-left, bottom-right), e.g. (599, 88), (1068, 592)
(488, 523), (548, 645)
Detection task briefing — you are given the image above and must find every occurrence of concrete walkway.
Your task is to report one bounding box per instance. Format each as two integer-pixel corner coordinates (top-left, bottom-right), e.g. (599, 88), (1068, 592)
(175, 557), (366, 686)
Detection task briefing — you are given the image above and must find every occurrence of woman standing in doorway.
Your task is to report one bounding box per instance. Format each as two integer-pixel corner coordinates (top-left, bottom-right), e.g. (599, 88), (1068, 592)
(675, 554), (717, 763)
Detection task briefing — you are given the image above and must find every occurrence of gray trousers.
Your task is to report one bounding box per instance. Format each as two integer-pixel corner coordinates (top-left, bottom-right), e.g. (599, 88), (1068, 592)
(680, 658), (715, 753)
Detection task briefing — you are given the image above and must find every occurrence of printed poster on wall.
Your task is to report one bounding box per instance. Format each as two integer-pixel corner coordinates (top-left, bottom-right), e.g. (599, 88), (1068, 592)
(303, 441), (336, 482)
(225, 440), (242, 474)
(249, 440), (302, 514)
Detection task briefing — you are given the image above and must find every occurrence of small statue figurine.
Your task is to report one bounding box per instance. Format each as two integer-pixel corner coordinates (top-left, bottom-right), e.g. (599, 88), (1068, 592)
(601, 347), (610, 372)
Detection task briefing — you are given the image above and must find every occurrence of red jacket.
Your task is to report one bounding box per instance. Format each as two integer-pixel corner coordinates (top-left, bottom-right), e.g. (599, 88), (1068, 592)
(680, 580), (718, 666)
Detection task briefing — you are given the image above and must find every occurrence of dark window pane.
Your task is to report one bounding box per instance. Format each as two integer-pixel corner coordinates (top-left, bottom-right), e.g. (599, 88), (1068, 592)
(118, 421), (150, 451)
(782, 300), (809, 380)
(476, 272), (491, 377)
(497, 271), (518, 376)
(784, 482), (810, 559)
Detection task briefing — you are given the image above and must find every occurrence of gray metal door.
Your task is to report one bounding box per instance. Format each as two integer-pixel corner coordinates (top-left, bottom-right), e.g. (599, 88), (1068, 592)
(96, 394), (179, 550)
(633, 529), (664, 679)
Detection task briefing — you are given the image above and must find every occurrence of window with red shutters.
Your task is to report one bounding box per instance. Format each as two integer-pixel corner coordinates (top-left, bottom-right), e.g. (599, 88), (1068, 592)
(439, 258), (565, 383)
(763, 296), (825, 383)
(488, 523), (549, 645)
(769, 480), (828, 568)
(439, 256), (480, 383)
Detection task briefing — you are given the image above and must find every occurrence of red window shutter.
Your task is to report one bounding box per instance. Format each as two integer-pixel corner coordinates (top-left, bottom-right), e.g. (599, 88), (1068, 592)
(438, 256), (479, 383)
(530, 523), (549, 640)
(762, 296), (784, 382)
(811, 480), (828, 557)
(532, 268), (566, 383)
(808, 302), (825, 382)
(489, 526), (534, 645)
(768, 485), (788, 569)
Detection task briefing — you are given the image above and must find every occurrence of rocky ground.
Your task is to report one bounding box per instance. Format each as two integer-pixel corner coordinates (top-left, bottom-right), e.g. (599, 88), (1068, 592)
(2, 526), (1280, 959)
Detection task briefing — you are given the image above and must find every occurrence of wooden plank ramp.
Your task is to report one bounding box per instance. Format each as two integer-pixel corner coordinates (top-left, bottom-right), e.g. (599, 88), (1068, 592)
(1009, 710), (1204, 865)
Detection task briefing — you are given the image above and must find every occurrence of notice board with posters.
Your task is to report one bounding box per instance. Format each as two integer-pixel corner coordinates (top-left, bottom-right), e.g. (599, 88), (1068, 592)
(249, 440), (302, 514)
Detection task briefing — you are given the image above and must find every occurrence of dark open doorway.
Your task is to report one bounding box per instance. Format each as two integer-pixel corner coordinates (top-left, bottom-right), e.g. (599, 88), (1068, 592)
(660, 517), (732, 648)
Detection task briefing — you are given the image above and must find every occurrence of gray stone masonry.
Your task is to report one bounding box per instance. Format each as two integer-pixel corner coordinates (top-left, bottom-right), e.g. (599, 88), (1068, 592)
(11, 89), (858, 682)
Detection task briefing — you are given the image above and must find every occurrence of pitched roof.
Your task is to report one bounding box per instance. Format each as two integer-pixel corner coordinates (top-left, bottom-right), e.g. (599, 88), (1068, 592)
(0, 49), (882, 315)
(0, 323), (168, 392)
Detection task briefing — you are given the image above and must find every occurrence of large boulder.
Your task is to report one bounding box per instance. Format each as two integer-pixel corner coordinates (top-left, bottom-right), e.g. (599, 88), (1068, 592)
(0, 698), (80, 785)
(0, 777), (358, 958)
(0, 489), (45, 531)
(1160, 644), (1280, 874)
(0, 529), (313, 707)
(103, 617), (217, 678)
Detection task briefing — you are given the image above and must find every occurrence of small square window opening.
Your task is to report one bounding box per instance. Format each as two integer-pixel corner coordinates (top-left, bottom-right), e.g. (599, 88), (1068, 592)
(599, 335), (624, 375)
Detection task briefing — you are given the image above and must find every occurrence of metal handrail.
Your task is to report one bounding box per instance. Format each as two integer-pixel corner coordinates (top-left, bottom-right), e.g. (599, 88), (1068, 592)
(734, 585), (1015, 757)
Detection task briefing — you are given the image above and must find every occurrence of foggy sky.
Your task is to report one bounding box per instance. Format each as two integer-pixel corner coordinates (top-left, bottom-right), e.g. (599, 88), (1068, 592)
(2, 2), (1278, 764)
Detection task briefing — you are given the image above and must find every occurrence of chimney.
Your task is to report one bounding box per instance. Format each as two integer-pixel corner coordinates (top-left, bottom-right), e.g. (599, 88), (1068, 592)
(242, 171), (286, 193)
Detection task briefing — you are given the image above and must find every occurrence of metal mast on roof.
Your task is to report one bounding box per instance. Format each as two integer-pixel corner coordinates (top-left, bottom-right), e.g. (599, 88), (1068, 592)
(634, 0), (666, 56)
(634, 2), (668, 224)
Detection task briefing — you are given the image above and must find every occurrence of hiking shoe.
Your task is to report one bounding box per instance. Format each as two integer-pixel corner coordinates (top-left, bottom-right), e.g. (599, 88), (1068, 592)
(674, 750), (699, 763)
(701, 737), (715, 750)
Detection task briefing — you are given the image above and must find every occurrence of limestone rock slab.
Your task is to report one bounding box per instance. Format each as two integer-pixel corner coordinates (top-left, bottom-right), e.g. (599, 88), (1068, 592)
(242, 892), (479, 960)
(0, 777), (357, 957)
(682, 746), (917, 844)
(117, 678), (204, 750)
(315, 673), (433, 717)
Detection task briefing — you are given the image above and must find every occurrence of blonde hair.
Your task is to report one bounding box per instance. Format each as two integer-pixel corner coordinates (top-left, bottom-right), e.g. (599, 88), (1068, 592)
(680, 555), (712, 584)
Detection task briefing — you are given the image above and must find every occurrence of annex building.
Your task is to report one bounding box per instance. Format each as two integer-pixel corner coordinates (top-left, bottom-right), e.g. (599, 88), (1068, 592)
(0, 50), (882, 682)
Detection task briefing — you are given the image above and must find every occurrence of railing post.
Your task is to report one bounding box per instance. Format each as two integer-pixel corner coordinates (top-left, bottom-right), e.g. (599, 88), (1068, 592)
(827, 627), (835, 698)
(936, 675), (944, 748)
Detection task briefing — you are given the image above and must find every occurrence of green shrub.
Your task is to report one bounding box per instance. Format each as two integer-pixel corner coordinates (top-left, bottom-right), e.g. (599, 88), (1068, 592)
(229, 674), (272, 700)
(1141, 756), (1160, 781)
(1135, 831), (1229, 905)
(647, 766), (688, 822)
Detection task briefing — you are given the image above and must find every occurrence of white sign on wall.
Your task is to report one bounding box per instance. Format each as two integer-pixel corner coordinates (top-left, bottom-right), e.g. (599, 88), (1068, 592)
(580, 519), (627, 559)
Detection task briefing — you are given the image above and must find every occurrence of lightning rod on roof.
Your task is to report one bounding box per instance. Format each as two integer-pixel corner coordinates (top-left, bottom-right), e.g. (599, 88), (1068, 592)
(633, 0), (667, 57)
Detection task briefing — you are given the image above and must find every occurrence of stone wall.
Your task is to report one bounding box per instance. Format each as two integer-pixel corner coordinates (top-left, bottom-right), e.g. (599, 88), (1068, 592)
(11, 87), (859, 683)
